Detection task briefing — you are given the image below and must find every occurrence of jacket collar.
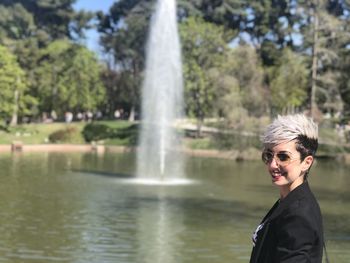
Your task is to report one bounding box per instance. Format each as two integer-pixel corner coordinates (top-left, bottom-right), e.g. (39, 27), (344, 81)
(267, 181), (310, 222)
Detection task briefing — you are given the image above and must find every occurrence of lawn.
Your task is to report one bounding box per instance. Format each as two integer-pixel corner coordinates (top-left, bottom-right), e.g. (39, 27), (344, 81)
(0, 121), (135, 145)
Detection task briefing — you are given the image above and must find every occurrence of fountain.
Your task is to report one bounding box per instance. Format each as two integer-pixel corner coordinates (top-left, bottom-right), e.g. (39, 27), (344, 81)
(136, 0), (185, 184)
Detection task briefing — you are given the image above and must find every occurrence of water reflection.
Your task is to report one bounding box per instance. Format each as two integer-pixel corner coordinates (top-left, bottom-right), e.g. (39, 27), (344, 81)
(135, 196), (180, 263)
(0, 153), (348, 262)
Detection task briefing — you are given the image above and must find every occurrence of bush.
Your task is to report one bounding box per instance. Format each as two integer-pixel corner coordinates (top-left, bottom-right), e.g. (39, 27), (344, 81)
(187, 137), (216, 149)
(49, 126), (82, 143)
(213, 132), (261, 150)
(82, 123), (139, 145)
(0, 124), (9, 132)
(82, 123), (112, 142)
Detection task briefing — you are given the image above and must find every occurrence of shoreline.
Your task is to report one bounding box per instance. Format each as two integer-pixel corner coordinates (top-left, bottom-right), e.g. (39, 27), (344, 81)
(0, 143), (258, 160)
(1, 143), (349, 163)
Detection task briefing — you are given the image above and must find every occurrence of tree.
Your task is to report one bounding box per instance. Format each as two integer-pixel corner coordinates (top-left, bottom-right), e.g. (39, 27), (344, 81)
(0, 3), (35, 43)
(338, 49), (350, 117)
(243, 0), (299, 49)
(178, 0), (245, 35)
(0, 2), (39, 75)
(97, 0), (248, 122)
(0, 3), (40, 114)
(269, 48), (308, 114)
(0, 0), (93, 42)
(0, 45), (35, 125)
(97, 0), (155, 120)
(180, 17), (229, 136)
(0, 0), (95, 121)
(297, 0), (349, 118)
(64, 46), (106, 113)
(210, 66), (244, 128)
(226, 45), (267, 116)
(208, 45), (267, 132)
(240, 0), (349, 117)
(34, 40), (105, 118)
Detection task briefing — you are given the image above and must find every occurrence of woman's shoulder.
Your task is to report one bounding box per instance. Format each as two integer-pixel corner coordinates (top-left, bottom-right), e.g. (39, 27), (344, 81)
(284, 196), (322, 229)
(287, 195), (319, 215)
(278, 183), (322, 219)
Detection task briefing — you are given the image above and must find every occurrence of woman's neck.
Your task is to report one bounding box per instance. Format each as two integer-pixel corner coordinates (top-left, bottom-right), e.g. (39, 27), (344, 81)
(279, 178), (304, 199)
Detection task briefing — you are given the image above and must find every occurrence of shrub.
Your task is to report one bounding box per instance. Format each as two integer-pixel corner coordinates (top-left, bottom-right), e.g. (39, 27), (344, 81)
(49, 126), (82, 143)
(213, 132), (261, 150)
(82, 122), (139, 145)
(82, 123), (112, 142)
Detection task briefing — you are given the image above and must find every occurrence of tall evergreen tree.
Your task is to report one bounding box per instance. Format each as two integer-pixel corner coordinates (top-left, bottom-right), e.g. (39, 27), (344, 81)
(0, 0), (93, 42)
(298, 0), (348, 117)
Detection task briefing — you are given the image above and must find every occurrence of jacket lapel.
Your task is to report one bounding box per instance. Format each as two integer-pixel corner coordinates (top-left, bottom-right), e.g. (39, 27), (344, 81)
(267, 181), (310, 223)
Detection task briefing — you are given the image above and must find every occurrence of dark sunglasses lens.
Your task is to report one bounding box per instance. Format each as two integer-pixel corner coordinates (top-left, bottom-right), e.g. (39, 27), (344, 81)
(262, 152), (273, 164)
(276, 153), (291, 163)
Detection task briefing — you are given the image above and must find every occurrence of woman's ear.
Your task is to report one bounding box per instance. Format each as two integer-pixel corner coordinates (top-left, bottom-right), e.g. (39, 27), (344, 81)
(302, 155), (314, 171)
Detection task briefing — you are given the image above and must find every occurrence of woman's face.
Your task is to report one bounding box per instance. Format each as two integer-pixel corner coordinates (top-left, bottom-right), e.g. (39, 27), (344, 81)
(263, 140), (313, 193)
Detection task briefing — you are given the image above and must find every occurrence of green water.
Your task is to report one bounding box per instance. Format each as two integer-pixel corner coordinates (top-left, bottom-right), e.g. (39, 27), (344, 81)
(0, 152), (348, 263)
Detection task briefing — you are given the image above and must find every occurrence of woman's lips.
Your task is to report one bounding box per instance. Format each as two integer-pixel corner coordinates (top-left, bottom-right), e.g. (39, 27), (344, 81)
(271, 171), (283, 181)
(272, 175), (282, 181)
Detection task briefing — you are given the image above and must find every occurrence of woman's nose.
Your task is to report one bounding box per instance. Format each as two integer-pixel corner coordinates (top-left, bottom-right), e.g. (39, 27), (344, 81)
(269, 156), (279, 168)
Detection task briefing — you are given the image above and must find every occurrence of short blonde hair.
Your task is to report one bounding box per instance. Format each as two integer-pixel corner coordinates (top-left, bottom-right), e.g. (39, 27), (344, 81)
(262, 114), (318, 179)
(261, 114), (318, 146)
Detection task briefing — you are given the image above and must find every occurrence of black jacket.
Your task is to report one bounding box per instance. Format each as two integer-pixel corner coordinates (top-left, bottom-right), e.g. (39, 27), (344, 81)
(250, 182), (324, 263)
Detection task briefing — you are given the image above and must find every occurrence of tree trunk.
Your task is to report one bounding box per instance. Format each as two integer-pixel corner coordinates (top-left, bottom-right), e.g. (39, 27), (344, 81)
(311, 0), (319, 118)
(128, 106), (135, 122)
(196, 117), (203, 138)
(10, 89), (19, 126)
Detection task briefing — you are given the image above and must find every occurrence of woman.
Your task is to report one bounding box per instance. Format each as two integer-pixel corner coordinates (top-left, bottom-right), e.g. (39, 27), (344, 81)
(250, 114), (324, 263)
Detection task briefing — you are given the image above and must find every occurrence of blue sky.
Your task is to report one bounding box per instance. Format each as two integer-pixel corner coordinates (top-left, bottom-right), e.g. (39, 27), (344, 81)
(73, 0), (117, 54)
(73, 0), (116, 13)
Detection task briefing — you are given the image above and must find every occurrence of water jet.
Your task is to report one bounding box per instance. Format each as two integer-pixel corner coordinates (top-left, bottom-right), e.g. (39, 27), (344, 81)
(137, 0), (185, 183)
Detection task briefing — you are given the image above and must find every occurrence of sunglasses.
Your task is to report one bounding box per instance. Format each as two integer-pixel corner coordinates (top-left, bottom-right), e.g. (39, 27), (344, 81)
(261, 150), (299, 167)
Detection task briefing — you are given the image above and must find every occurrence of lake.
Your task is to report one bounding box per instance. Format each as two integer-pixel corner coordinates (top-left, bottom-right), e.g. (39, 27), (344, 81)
(0, 151), (348, 263)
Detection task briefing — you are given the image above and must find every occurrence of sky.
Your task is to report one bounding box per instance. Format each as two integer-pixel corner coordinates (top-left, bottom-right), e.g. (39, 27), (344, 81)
(73, 0), (117, 54)
(73, 0), (116, 13)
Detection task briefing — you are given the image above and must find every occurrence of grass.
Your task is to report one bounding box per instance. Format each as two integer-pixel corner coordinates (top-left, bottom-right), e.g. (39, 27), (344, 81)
(184, 137), (216, 149)
(0, 123), (83, 144)
(0, 121), (135, 145)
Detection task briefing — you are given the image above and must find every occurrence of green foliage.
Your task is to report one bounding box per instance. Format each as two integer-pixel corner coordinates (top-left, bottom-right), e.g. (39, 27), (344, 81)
(181, 17), (228, 69)
(269, 49), (308, 113)
(82, 123), (112, 142)
(245, 0), (296, 50)
(338, 49), (350, 116)
(211, 115), (269, 150)
(0, 44), (35, 124)
(100, 69), (138, 118)
(177, 0), (245, 36)
(186, 137), (216, 150)
(82, 122), (139, 146)
(221, 45), (267, 119)
(0, 0), (93, 41)
(0, 0), (95, 123)
(214, 132), (261, 151)
(34, 40), (105, 117)
(48, 126), (83, 144)
(65, 46), (106, 110)
(183, 60), (210, 119)
(97, 0), (153, 115)
(0, 3), (35, 41)
(2, 0), (350, 124)
(180, 17), (229, 134)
